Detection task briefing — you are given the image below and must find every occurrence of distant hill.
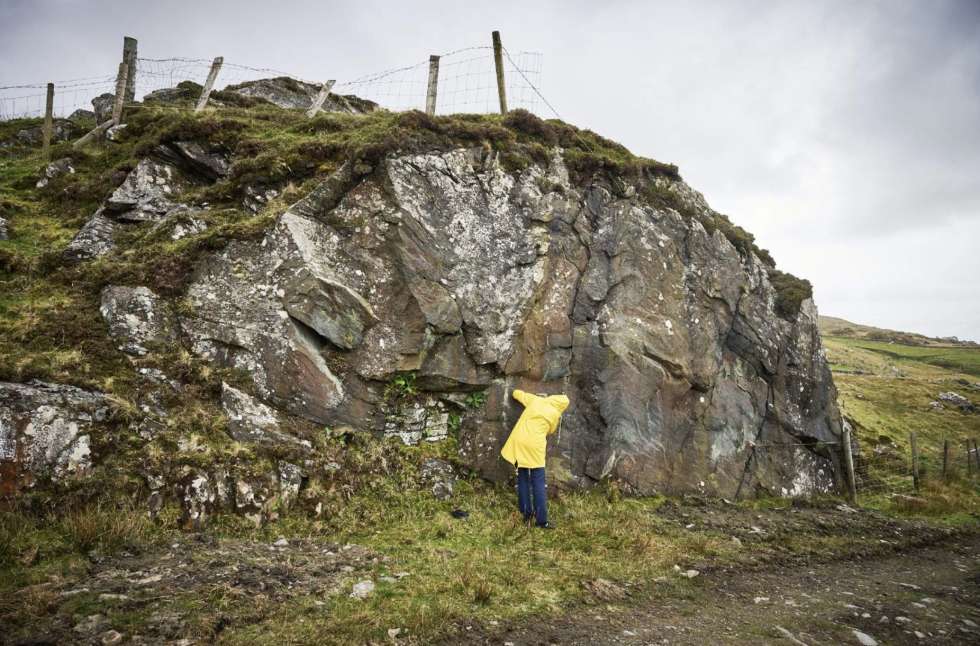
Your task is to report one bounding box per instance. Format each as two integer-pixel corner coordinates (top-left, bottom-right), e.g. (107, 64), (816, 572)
(819, 315), (978, 348)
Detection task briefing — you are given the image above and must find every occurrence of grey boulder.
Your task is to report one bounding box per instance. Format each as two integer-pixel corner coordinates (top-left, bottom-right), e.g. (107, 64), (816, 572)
(0, 381), (109, 490)
(92, 93), (115, 124)
(220, 382), (311, 450)
(36, 157), (76, 189)
(64, 209), (116, 262)
(99, 285), (177, 355)
(105, 159), (188, 222)
(223, 77), (377, 113)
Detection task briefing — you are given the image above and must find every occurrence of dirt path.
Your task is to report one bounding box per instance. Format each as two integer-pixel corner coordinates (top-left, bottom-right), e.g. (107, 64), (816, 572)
(455, 534), (980, 645)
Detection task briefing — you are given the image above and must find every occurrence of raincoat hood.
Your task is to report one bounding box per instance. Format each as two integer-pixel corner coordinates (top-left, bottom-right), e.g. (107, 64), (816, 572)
(499, 390), (570, 469)
(546, 395), (570, 414)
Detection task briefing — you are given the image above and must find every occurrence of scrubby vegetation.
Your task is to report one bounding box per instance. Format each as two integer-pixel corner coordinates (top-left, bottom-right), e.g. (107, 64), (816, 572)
(767, 269), (813, 320)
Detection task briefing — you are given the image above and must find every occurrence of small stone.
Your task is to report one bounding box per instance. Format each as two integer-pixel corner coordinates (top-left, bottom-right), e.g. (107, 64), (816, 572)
(682, 569), (699, 579)
(387, 627), (401, 639)
(914, 632), (925, 640)
(753, 597), (769, 604)
(273, 537), (289, 547)
(350, 580), (375, 599)
(895, 617), (911, 624)
(101, 629), (124, 645)
(852, 629), (878, 646)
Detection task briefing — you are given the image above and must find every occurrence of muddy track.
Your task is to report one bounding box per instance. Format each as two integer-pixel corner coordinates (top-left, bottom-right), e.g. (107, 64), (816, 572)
(450, 533), (980, 645)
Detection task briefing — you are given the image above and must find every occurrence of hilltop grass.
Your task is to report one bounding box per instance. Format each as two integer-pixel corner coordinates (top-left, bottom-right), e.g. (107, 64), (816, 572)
(824, 335), (980, 511)
(827, 336), (980, 378)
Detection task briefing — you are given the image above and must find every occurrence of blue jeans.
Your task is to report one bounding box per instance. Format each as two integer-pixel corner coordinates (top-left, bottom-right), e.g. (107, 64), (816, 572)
(516, 467), (548, 526)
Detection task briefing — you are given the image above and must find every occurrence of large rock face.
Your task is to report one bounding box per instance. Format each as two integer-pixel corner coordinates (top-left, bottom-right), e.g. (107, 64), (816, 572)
(181, 147), (843, 497)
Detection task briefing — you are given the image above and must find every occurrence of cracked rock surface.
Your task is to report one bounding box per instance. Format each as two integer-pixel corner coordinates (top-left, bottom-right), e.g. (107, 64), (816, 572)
(181, 147), (843, 497)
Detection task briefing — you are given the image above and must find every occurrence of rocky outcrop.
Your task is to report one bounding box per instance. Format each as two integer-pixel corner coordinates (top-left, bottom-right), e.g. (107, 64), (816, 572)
(64, 209), (116, 262)
(170, 141), (230, 179)
(0, 381), (109, 494)
(99, 286), (177, 356)
(64, 156), (200, 263)
(220, 383), (312, 450)
(937, 391), (976, 413)
(179, 147), (843, 497)
(36, 157), (76, 189)
(105, 159), (189, 222)
(92, 93), (114, 124)
(68, 108), (95, 123)
(1, 120), (76, 149)
(223, 77), (377, 113)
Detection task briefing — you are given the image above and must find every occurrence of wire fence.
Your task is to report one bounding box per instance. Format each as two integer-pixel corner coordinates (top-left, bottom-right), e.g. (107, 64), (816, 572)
(0, 44), (543, 123)
(853, 433), (980, 502)
(0, 74), (117, 121)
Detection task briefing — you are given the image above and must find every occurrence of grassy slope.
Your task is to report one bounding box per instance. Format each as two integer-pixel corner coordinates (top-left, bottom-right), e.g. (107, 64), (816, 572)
(819, 314), (978, 348)
(825, 335), (980, 505)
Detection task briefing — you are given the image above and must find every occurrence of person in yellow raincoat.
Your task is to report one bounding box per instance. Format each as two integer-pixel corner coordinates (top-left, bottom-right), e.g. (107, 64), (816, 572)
(500, 389), (570, 529)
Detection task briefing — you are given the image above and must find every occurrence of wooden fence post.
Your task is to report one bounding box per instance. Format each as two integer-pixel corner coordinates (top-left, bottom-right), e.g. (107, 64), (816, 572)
(973, 439), (980, 472)
(425, 55), (440, 116)
(122, 36), (138, 103)
(492, 30), (508, 114)
(306, 80), (336, 118)
(842, 426), (857, 503)
(942, 438), (949, 481)
(111, 62), (129, 124)
(42, 83), (54, 161)
(910, 432), (919, 492)
(195, 56), (224, 113)
(970, 441), (976, 476)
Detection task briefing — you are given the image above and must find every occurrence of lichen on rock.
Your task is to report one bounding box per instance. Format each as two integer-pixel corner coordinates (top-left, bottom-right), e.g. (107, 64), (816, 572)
(0, 381), (109, 492)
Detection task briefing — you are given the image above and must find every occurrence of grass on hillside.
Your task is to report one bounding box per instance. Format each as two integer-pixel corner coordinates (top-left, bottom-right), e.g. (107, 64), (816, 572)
(828, 336), (980, 378)
(3, 437), (977, 644)
(824, 335), (980, 511)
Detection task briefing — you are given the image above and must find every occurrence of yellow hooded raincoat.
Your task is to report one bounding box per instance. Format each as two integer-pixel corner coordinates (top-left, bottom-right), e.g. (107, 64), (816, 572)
(500, 390), (570, 469)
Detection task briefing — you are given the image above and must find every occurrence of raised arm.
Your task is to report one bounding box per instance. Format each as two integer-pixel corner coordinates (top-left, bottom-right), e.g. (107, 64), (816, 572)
(512, 389), (537, 407)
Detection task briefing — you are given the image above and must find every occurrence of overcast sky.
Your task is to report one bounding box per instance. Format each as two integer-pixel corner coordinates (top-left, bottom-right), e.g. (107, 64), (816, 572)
(3, 0), (979, 340)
